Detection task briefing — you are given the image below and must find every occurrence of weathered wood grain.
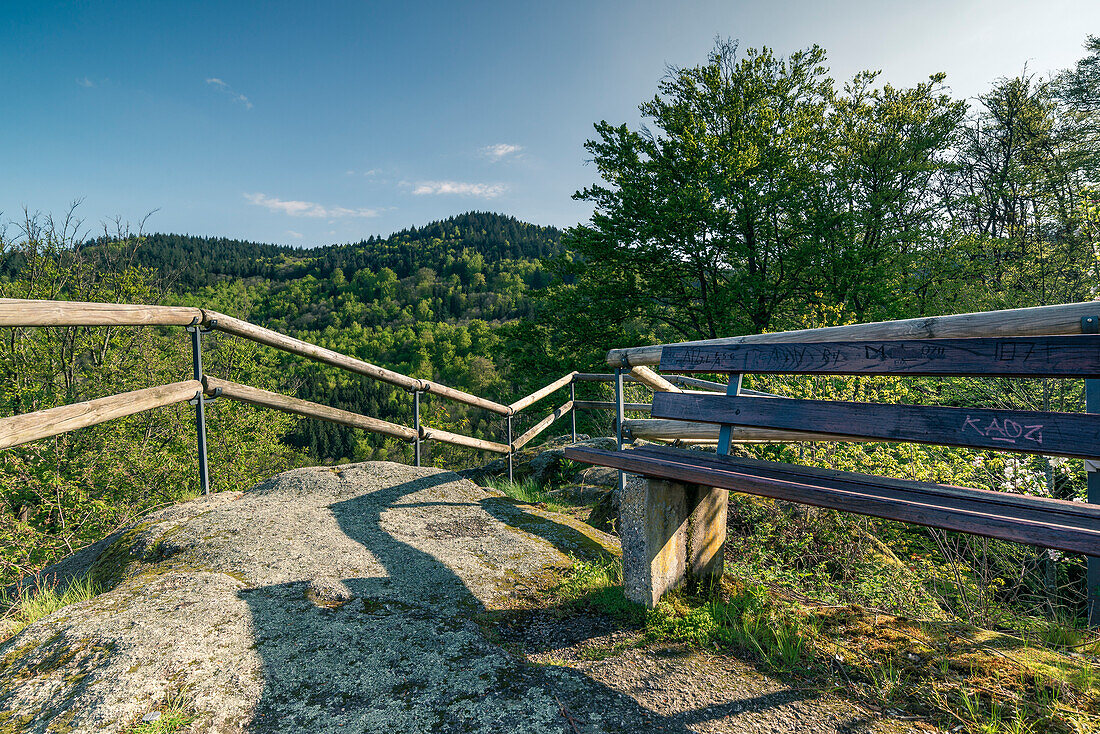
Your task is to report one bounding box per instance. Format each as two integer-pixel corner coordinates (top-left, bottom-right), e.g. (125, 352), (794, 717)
(204, 377), (417, 441)
(0, 380), (202, 449)
(574, 400), (652, 412)
(660, 336), (1100, 377)
(563, 447), (1100, 556)
(420, 381), (512, 416)
(652, 393), (1100, 459)
(629, 445), (1100, 520)
(206, 311), (425, 392)
(418, 425), (510, 454)
(512, 400), (574, 450)
(609, 300), (1100, 367)
(623, 417), (869, 443)
(629, 366), (683, 393)
(0, 299), (203, 327)
(508, 372), (577, 413)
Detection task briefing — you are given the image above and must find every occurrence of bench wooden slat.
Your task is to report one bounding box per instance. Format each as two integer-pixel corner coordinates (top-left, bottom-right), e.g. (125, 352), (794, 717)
(563, 446), (1100, 556)
(627, 445), (1100, 521)
(660, 336), (1100, 377)
(651, 393), (1100, 460)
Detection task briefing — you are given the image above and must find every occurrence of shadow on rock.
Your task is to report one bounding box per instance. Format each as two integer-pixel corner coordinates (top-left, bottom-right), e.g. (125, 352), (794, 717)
(239, 469), (701, 733)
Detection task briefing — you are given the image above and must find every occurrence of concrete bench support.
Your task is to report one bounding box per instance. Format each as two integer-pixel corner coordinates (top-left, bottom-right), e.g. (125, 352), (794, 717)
(619, 477), (728, 607)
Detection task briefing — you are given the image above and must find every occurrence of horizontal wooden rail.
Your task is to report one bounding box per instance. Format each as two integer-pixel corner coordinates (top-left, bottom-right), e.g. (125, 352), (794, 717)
(419, 426), (510, 454)
(608, 300), (1100, 367)
(575, 400), (652, 412)
(509, 372), (577, 413)
(667, 375), (727, 392)
(630, 366), (682, 393)
(0, 380), (202, 449)
(204, 312), (424, 392)
(573, 373), (642, 383)
(623, 418), (872, 444)
(0, 298), (204, 327)
(203, 377), (417, 441)
(513, 400), (573, 450)
(566, 446), (1100, 556)
(653, 393), (1100, 459)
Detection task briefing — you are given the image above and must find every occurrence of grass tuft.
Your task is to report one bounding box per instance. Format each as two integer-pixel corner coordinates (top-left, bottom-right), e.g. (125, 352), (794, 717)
(125, 687), (196, 733)
(1, 573), (99, 638)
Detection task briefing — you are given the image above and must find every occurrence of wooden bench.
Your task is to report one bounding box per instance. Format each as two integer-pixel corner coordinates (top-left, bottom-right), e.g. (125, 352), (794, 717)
(565, 335), (1100, 608)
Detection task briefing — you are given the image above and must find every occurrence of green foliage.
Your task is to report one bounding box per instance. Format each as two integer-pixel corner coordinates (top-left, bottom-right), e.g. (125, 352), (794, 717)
(0, 216), (306, 586)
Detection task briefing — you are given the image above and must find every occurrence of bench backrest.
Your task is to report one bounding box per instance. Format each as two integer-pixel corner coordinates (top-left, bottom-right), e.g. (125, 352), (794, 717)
(654, 335), (1100, 460)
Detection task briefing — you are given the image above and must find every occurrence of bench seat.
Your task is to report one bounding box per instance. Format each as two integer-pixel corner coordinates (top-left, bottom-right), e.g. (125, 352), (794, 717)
(564, 444), (1100, 557)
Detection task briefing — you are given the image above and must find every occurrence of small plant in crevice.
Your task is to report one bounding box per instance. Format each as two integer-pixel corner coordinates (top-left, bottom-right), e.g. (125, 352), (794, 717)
(125, 686), (197, 734)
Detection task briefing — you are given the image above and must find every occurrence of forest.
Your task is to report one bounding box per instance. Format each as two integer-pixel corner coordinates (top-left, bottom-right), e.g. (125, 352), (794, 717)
(1, 34), (1100, 730)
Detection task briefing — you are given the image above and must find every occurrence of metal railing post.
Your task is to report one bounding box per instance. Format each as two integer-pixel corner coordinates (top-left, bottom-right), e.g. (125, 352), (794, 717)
(412, 389), (422, 467)
(187, 321), (211, 495)
(615, 367), (625, 494)
(507, 414), (514, 483)
(717, 374), (743, 456)
(570, 380), (577, 443)
(1084, 315), (1099, 626)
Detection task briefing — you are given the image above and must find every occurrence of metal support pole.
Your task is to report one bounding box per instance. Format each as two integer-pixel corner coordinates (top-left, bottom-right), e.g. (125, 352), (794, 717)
(1078, 315), (1100, 625)
(717, 374), (743, 456)
(1086, 379), (1099, 626)
(507, 415), (514, 484)
(187, 324), (211, 495)
(413, 390), (421, 467)
(615, 367), (625, 494)
(570, 381), (577, 443)
(1085, 315), (1100, 626)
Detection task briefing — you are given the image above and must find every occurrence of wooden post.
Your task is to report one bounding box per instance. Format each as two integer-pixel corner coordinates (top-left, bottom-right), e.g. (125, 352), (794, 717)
(1085, 316), (1100, 626)
(618, 477), (728, 607)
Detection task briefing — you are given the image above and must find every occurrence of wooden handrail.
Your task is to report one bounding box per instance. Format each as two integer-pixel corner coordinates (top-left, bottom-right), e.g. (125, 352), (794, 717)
(0, 380), (202, 449)
(629, 366), (682, 393)
(419, 425), (510, 454)
(204, 311), (425, 393)
(421, 381), (511, 416)
(0, 298), (203, 327)
(203, 377), (417, 441)
(575, 400), (652, 412)
(607, 300), (1100, 367)
(508, 372), (577, 413)
(513, 400), (574, 450)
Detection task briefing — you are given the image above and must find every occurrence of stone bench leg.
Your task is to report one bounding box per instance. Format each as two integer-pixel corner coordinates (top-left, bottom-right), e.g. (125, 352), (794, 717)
(619, 476), (728, 607)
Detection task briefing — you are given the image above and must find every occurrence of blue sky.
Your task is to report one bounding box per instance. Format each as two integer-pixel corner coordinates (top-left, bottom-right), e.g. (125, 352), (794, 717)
(3, 0), (1099, 246)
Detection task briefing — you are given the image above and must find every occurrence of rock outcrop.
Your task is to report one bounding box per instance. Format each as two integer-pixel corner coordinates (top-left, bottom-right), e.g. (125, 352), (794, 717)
(0, 462), (615, 733)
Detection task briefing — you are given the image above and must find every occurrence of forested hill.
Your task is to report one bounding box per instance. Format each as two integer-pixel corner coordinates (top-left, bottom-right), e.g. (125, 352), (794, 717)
(80, 211), (563, 292)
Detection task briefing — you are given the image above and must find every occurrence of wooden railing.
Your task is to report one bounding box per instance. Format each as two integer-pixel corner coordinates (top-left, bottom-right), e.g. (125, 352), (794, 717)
(0, 299), (581, 490)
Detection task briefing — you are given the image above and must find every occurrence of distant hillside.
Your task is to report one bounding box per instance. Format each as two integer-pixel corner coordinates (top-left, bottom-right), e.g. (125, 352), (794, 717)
(80, 211), (564, 292)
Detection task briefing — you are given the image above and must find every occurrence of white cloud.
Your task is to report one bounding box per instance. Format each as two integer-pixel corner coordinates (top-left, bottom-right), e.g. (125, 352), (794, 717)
(206, 77), (253, 109)
(481, 143), (523, 161)
(245, 193), (379, 218)
(411, 181), (507, 198)
(286, 230), (304, 238)
(76, 77), (95, 88)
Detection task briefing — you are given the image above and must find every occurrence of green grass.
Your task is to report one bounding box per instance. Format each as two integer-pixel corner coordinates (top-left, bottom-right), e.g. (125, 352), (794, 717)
(124, 688), (196, 733)
(549, 558), (1099, 734)
(482, 476), (572, 513)
(1, 573), (99, 638)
